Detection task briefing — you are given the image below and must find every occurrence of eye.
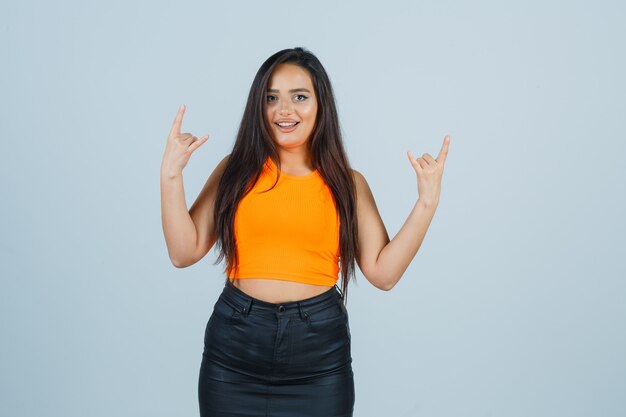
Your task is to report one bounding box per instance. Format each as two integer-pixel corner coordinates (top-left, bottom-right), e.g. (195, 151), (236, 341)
(295, 94), (308, 101)
(266, 95), (277, 103)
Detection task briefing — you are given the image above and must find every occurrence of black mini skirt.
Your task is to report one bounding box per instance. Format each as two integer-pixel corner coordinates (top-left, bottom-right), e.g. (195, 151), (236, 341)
(198, 278), (355, 417)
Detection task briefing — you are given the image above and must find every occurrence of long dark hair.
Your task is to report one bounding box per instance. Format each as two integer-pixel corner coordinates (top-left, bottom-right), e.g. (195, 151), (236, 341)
(212, 47), (359, 305)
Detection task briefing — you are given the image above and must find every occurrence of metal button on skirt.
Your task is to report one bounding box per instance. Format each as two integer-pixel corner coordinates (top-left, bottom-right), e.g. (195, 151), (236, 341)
(198, 279), (355, 417)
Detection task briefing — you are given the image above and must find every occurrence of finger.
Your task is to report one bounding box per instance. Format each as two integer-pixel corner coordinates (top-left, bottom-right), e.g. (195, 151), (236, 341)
(190, 135), (205, 145)
(407, 150), (423, 173)
(179, 133), (193, 141)
(189, 135), (209, 152)
(436, 135), (450, 164)
(422, 153), (437, 165)
(168, 104), (186, 138)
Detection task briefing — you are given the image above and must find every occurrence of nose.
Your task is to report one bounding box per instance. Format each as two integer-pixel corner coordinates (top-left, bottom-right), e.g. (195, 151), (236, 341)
(279, 101), (292, 115)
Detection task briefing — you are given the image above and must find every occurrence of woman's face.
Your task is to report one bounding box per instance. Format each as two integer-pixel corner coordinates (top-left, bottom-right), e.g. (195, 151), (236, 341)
(265, 63), (318, 149)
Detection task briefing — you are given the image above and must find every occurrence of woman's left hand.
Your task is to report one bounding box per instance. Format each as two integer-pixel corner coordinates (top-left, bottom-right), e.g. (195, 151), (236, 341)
(407, 135), (450, 207)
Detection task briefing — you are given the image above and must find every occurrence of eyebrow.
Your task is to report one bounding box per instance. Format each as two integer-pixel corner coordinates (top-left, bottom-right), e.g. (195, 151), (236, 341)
(266, 88), (311, 93)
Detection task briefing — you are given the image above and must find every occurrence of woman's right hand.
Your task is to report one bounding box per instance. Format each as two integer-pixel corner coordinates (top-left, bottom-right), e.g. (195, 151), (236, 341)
(161, 104), (209, 178)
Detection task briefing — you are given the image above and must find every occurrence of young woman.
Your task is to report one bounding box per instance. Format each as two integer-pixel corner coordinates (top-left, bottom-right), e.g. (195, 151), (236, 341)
(160, 47), (450, 417)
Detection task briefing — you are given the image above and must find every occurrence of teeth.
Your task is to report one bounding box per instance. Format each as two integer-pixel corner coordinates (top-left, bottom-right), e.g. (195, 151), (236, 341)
(277, 122), (297, 127)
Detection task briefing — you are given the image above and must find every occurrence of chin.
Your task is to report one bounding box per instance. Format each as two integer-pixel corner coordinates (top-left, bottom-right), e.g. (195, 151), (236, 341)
(274, 138), (308, 147)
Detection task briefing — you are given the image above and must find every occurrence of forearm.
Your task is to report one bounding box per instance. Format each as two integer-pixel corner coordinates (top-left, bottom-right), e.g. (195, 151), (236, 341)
(375, 199), (438, 290)
(160, 172), (198, 267)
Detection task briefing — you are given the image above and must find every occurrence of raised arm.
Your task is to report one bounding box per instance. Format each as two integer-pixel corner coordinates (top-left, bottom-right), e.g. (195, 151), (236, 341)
(160, 104), (229, 268)
(353, 135), (450, 290)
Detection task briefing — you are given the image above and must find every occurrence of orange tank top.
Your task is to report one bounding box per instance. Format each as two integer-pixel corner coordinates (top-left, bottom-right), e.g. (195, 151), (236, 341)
(228, 156), (341, 286)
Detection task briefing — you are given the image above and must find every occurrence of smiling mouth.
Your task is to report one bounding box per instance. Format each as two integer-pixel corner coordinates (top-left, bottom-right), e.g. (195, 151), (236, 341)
(275, 122), (300, 133)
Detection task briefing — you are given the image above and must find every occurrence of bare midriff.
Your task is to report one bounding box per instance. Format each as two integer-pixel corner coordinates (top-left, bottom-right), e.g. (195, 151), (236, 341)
(231, 278), (334, 303)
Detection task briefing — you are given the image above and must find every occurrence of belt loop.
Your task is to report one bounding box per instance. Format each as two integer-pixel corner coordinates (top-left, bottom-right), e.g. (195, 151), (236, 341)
(297, 302), (310, 322)
(241, 298), (252, 317)
(334, 284), (344, 300)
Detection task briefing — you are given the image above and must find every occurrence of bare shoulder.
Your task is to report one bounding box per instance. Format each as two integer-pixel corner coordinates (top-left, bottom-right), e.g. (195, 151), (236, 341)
(351, 168), (370, 198)
(351, 168), (363, 185)
(205, 153), (231, 186)
(216, 153), (231, 173)
(199, 153), (230, 201)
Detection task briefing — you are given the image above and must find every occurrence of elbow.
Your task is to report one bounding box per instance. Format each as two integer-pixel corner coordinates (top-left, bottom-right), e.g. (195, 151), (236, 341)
(365, 267), (396, 291)
(170, 254), (194, 269)
(169, 246), (203, 268)
(171, 258), (188, 268)
(372, 275), (395, 292)
(378, 275), (399, 291)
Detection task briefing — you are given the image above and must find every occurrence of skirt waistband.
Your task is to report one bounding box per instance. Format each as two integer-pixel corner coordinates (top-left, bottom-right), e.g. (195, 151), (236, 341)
(222, 278), (344, 317)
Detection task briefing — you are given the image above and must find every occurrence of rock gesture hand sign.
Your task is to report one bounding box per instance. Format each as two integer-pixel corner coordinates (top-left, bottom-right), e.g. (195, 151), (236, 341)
(161, 104), (209, 178)
(407, 135), (451, 207)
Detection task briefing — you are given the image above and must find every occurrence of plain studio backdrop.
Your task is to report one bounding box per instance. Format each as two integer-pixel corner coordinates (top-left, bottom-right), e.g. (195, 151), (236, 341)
(1, 1), (624, 416)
